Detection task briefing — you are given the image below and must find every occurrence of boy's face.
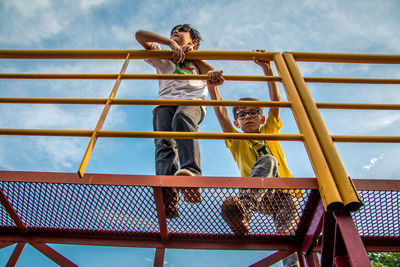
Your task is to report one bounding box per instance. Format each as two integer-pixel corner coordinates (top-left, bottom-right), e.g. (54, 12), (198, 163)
(170, 27), (197, 47)
(233, 107), (265, 133)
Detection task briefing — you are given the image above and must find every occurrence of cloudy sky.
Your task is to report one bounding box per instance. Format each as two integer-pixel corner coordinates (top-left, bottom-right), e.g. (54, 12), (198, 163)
(0, 0), (399, 266)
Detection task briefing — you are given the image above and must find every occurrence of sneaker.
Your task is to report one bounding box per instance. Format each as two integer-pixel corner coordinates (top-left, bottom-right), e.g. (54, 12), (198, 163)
(163, 187), (179, 219)
(221, 196), (250, 235)
(175, 169), (202, 204)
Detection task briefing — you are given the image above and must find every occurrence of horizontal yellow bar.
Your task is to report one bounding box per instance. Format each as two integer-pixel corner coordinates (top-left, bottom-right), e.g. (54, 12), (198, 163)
(0, 98), (108, 104)
(304, 77), (400, 84)
(290, 52), (400, 64)
(0, 97), (291, 108)
(0, 129), (93, 136)
(332, 135), (400, 143)
(0, 129), (303, 141)
(0, 73), (281, 82)
(0, 50), (278, 61)
(317, 102), (400, 110)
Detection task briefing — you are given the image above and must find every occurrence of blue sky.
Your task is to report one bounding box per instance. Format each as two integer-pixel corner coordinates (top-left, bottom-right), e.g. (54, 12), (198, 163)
(0, 0), (399, 266)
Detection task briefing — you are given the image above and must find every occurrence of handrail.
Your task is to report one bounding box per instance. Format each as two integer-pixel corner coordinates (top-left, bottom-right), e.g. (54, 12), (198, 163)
(283, 52), (363, 211)
(289, 52), (400, 64)
(0, 49), (278, 60)
(0, 98), (291, 107)
(304, 77), (400, 84)
(0, 129), (302, 141)
(0, 73), (281, 82)
(1, 49), (399, 212)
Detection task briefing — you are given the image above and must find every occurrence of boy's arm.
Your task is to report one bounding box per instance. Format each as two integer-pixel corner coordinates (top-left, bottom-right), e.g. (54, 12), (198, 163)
(193, 60), (215, 74)
(207, 70), (234, 133)
(135, 29), (185, 63)
(253, 51), (281, 120)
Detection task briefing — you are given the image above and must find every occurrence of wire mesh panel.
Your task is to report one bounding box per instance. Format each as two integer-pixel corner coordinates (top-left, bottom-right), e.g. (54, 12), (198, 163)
(165, 186), (313, 240)
(353, 190), (400, 237)
(0, 200), (16, 228)
(0, 181), (160, 238)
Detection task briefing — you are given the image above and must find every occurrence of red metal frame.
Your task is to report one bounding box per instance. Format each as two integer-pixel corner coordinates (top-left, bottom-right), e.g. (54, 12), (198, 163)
(1, 171), (399, 266)
(6, 242), (25, 267)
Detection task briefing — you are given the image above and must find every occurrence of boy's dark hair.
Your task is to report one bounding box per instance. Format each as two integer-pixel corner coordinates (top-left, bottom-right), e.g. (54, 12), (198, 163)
(232, 97), (264, 119)
(171, 24), (202, 50)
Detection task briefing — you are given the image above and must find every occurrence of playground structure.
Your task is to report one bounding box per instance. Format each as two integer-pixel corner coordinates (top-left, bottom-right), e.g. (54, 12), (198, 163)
(0, 49), (399, 266)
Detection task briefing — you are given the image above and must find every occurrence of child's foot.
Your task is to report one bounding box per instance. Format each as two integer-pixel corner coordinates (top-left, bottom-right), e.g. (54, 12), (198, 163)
(175, 169), (202, 204)
(221, 196), (250, 235)
(163, 187), (179, 219)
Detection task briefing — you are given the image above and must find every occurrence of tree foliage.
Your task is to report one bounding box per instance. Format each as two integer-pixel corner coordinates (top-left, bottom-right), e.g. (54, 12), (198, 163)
(368, 252), (400, 267)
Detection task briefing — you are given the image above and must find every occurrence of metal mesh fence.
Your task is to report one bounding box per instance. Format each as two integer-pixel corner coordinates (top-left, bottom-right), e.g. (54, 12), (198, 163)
(0, 180), (314, 241)
(1, 179), (399, 244)
(353, 190), (400, 237)
(0, 181), (159, 238)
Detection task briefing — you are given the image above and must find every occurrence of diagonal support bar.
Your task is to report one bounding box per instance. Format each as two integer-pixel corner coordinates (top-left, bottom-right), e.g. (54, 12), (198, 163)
(334, 211), (371, 266)
(78, 53), (131, 177)
(0, 188), (29, 234)
(250, 250), (297, 267)
(6, 242), (26, 267)
(300, 200), (324, 256)
(30, 242), (78, 267)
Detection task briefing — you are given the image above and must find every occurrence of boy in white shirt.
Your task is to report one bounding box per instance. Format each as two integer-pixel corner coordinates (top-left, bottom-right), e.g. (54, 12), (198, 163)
(136, 24), (214, 219)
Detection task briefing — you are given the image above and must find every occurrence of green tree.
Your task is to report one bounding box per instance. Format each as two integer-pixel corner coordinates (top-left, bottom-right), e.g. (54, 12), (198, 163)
(368, 252), (400, 267)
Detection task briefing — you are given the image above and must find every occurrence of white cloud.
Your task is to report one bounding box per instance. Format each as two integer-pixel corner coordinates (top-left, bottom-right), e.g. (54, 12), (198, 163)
(80, 0), (108, 10)
(362, 154), (384, 170)
(0, 0), (63, 46)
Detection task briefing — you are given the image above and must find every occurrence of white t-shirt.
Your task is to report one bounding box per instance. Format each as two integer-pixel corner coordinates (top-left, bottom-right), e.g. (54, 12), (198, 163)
(144, 43), (208, 100)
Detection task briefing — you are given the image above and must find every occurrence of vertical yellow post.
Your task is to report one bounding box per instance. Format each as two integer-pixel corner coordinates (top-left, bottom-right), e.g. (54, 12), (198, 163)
(274, 53), (343, 211)
(283, 52), (362, 211)
(78, 53), (131, 178)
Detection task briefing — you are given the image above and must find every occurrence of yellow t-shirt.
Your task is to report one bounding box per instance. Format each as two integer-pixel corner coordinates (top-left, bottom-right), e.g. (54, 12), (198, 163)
(225, 110), (292, 178)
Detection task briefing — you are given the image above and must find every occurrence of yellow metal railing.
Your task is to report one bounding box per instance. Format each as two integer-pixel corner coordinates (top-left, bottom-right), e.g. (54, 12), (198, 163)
(1, 49), (399, 212)
(283, 52), (400, 211)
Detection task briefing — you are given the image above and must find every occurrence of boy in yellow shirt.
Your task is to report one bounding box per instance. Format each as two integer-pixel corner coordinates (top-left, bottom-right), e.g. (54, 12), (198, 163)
(207, 52), (300, 266)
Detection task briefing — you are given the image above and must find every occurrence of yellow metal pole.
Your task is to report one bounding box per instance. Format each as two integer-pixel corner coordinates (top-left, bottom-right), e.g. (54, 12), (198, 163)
(0, 129), (92, 136)
(290, 52), (400, 64)
(317, 102), (400, 110)
(283, 52), (362, 211)
(0, 128), (302, 141)
(0, 97), (291, 108)
(332, 135), (400, 143)
(0, 49), (278, 61)
(304, 77), (400, 84)
(274, 54), (343, 211)
(77, 53), (131, 178)
(0, 73), (281, 82)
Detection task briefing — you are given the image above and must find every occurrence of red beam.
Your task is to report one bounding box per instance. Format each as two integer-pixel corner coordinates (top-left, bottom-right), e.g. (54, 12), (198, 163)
(352, 179), (400, 191)
(334, 211), (371, 267)
(154, 248), (165, 267)
(0, 242), (15, 249)
(0, 171), (319, 189)
(250, 250), (297, 267)
(300, 201), (324, 255)
(0, 234), (298, 251)
(30, 242), (78, 267)
(153, 187), (169, 241)
(0, 188), (29, 234)
(6, 242), (25, 267)
(320, 211), (336, 266)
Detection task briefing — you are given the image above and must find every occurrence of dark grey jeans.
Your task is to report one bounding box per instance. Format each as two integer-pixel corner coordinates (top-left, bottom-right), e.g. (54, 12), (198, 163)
(153, 105), (204, 176)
